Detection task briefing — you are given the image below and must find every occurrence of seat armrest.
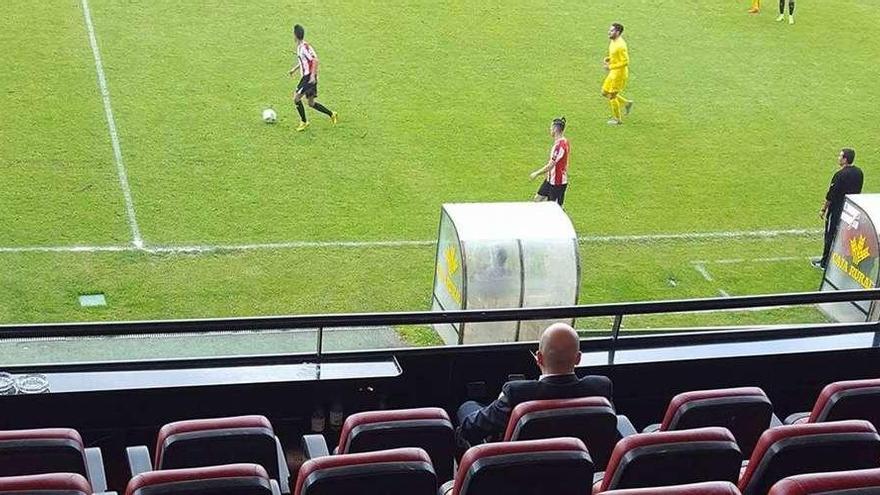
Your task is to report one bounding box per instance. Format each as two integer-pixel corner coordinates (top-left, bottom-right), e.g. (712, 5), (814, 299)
(126, 445), (153, 478)
(439, 479), (454, 495)
(642, 422), (661, 433)
(84, 447), (108, 492)
(616, 414), (637, 438)
(270, 480), (282, 495)
(275, 436), (291, 494)
(593, 471), (605, 484)
(302, 434), (331, 459)
(770, 413), (783, 427)
(784, 411), (810, 425)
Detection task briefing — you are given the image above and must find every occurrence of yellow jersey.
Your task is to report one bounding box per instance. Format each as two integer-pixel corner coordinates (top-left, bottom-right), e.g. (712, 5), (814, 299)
(607, 37), (629, 73)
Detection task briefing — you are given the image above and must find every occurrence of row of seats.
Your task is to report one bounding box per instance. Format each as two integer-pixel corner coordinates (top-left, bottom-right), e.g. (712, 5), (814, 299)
(0, 378), (876, 493)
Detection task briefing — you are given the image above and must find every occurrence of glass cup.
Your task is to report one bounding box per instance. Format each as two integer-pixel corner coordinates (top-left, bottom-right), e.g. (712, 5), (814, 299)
(15, 374), (49, 394)
(0, 372), (16, 395)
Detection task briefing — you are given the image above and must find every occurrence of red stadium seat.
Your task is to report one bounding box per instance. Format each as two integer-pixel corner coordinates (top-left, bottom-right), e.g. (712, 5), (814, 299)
(594, 427), (742, 494)
(332, 407), (454, 481)
(125, 463), (278, 495)
(0, 473), (92, 495)
(738, 420), (880, 495)
(645, 387), (773, 456)
(785, 378), (880, 427)
(443, 437), (594, 495)
(126, 415), (289, 493)
(601, 481), (741, 495)
(0, 428), (108, 491)
(768, 467), (880, 494)
(503, 396), (621, 469)
(294, 447), (436, 495)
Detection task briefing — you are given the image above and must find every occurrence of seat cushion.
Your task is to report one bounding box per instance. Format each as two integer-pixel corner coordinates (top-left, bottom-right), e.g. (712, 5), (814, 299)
(126, 463), (269, 495)
(0, 473), (91, 495)
(295, 447), (432, 495)
(768, 467), (880, 494)
(154, 415), (274, 467)
(601, 481), (741, 494)
(809, 378), (880, 422)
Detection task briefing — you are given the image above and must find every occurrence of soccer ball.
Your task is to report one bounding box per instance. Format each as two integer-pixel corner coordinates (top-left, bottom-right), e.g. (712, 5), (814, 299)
(262, 108), (277, 124)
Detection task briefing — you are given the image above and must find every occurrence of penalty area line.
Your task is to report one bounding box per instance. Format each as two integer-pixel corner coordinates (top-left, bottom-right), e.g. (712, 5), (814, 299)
(0, 227), (823, 255)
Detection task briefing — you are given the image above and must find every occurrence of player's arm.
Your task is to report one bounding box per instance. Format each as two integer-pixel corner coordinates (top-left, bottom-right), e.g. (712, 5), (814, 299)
(288, 64), (300, 76)
(530, 158), (557, 181)
(608, 46), (629, 70)
(310, 57), (319, 82)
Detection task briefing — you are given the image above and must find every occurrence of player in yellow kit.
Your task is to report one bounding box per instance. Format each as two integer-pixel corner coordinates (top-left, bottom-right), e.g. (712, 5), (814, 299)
(601, 23), (632, 126)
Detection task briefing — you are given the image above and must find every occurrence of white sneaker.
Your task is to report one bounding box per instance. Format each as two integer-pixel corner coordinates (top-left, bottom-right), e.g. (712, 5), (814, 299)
(776, 14), (785, 21)
(606, 118), (622, 125)
(789, 15), (795, 24)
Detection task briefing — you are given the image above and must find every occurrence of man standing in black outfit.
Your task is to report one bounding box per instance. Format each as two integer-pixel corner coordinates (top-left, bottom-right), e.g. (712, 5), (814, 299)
(455, 323), (612, 447)
(815, 148), (863, 269)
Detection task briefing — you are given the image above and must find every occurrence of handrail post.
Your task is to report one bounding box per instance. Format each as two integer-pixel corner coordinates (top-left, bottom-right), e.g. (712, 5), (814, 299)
(609, 314), (623, 365)
(316, 326), (324, 362)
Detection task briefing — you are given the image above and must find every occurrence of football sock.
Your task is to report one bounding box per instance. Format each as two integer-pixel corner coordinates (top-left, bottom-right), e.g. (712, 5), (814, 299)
(789, 0), (795, 15)
(751, 0), (761, 9)
(312, 102), (333, 117)
(610, 98), (622, 121)
(779, 0), (785, 14)
(296, 101), (307, 122)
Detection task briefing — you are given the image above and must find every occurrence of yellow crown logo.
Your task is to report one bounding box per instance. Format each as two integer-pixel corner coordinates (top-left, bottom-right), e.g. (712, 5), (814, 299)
(444, 246), (459, 275)
(850, 235), (871, 265)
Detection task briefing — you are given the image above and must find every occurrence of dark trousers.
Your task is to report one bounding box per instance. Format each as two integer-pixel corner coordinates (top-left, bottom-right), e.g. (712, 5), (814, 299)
(821, 209), (842, 267)
(456, 400), (483, 426)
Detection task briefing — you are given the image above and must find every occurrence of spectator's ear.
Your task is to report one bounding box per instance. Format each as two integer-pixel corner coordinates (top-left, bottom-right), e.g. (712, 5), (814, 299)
(535, 350), (545, 369)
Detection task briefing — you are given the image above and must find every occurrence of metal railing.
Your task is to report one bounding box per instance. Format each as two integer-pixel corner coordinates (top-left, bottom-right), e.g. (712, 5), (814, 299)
(1, 289), (879, 364)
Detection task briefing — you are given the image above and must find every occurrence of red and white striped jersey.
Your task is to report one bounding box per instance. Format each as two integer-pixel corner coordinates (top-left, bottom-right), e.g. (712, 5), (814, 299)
(297, 42), (318, 76)
(547, 138), (570, 186)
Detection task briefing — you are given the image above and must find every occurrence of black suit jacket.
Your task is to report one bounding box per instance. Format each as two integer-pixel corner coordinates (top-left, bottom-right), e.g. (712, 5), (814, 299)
(458, 373), (613, 445)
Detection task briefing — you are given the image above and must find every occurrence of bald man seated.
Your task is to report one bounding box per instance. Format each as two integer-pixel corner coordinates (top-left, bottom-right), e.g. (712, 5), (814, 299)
(456, 323), (612, 447)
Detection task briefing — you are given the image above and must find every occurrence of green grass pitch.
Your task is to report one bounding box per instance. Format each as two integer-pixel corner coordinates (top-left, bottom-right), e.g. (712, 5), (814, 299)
(2, 0), (879, 359)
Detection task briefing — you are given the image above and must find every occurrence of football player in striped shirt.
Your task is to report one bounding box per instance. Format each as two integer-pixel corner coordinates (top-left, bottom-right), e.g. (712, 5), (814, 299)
(529, 117), (570, 206)
(287, 24), (338, 132)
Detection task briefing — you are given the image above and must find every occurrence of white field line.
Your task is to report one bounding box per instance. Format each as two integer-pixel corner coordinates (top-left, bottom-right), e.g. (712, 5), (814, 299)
(718, 289), (731, 297)
(693, 263), (715, 282)
(691, 256), (813, 265)
(0, 228), (822, 255)
(81, 0), (143, 248)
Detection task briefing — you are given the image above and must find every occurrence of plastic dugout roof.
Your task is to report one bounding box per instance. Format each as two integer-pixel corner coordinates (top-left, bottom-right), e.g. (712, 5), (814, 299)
(441, 202), (576, 241)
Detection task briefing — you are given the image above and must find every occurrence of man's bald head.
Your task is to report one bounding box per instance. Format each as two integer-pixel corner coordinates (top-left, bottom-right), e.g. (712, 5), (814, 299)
(536, 323), (581, 375)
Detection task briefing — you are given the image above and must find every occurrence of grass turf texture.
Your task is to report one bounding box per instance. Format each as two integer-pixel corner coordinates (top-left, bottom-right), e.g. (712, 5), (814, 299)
(2, 0), (879, 360)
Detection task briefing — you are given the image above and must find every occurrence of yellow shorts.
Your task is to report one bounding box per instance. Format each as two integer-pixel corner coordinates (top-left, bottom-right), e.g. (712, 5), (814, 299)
(602, 70), (628, 94)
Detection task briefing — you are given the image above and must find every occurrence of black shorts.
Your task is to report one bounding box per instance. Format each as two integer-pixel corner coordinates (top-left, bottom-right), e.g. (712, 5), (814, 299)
(537, 180), (568, 206)
(296, 75), (318, 97)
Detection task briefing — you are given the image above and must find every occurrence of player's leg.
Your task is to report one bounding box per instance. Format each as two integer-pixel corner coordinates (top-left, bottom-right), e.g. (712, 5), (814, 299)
(554, 184), (567, 207)
(788, 0), (795, 23)
(776, 0), (786, 20)
(748, 0), (760, 13)
(606, 91), (622, 125)
(534, 181), (551, 202)
(294, 92), (310, 131)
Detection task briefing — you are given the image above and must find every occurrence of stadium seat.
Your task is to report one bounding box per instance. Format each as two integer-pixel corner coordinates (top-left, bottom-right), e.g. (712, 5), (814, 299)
(784, 378), (880, 427)
(441, 437), (594, 495)
(0, 428), (108, 491)
(302, 407), (454, 482)
(0, 473), (93, 495)
(125, 463), (279, 495)
(601, 481), (742, 494)
(294, 447), (436, 495)
(125, 415), (290, 493)
(643, 387), (774, 456)
(594, 427), (742, 494)
(738, 420), (880, 495)
(768, 467), (880, 494)
(502, 396), (629, 469)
